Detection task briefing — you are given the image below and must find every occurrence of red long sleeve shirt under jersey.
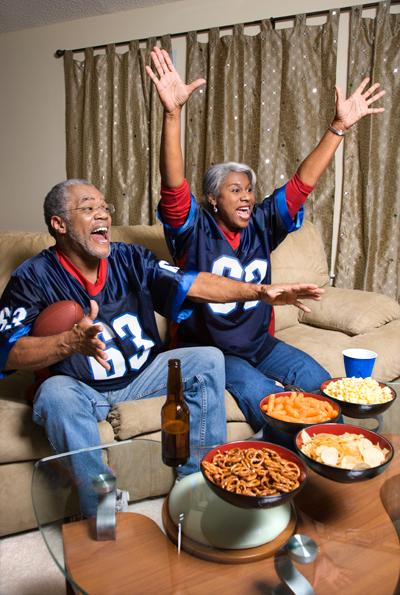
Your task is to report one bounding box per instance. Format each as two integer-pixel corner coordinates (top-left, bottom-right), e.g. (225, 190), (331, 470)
(159, 173), (314, 334)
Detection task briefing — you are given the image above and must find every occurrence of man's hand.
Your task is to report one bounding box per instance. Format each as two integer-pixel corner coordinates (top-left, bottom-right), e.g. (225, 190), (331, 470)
(68, 300), (110, 370)
(5, 300), (111, 372)
(145, 46), (205, 113)
(189, 273), (324, 310)
(333, 77), (385, 131)
(261, 283), (324, 312)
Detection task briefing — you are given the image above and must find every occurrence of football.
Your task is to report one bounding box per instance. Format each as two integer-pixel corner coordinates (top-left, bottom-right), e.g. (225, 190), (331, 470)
(32, 300), (85, 337)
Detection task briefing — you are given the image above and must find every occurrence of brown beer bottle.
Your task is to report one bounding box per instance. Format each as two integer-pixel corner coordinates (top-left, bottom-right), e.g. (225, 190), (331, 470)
(161, 359), (190, 467)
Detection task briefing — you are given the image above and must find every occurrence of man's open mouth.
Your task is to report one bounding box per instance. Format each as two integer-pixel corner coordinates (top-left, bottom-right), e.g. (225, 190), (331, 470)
(91, 227), (109, 243)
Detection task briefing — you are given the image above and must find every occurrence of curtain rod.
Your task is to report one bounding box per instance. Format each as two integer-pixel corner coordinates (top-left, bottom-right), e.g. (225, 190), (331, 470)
(54, 0), (398, 57)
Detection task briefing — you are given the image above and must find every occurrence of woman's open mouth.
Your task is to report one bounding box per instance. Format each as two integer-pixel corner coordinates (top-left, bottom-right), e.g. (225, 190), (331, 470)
(236, 206), (251, 221)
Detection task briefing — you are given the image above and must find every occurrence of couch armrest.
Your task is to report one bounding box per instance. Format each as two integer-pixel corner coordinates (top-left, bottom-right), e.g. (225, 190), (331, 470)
(299, 286), (400, 335)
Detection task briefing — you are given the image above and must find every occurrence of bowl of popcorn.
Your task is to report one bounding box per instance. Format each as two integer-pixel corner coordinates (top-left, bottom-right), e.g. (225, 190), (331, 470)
(320, 377), (396, 418)
(295, 423), (394, 482)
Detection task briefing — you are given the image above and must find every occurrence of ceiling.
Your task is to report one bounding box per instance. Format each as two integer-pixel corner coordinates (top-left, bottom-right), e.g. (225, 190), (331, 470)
(0, 0), (181, 34)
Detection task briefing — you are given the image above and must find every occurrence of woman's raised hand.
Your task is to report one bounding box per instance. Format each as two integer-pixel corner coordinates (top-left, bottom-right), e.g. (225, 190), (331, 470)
(333, 77), (386, 131)
(146, 47), (206, 113)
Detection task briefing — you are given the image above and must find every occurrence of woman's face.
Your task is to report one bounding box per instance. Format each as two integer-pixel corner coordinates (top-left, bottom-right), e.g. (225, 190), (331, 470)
(208, 171), (255, 232)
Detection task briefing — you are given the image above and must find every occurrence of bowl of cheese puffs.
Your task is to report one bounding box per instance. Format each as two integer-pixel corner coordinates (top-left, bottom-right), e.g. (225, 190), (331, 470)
(260, 391), (341, 435)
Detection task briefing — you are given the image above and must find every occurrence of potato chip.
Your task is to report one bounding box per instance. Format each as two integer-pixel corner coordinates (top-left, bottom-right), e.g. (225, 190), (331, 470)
(341, 455), (360, 469)
(319, 446), (338, 466)
(358, 438), (385, 467)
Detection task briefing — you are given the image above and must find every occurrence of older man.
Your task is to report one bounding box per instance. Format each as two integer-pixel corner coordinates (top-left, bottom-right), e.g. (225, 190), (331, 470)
(0, 179), (323, 514)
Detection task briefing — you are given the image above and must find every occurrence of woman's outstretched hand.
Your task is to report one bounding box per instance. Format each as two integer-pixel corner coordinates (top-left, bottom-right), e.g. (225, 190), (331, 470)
(333, 77), (386, 131)
(145, 46), (206, 113)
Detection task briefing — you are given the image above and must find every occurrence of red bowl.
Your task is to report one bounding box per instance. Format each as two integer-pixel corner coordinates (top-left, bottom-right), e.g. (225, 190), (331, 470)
(320, 378), (396, 419)
(200, 440), (308, 509)
(260, 392), (341, 435)
(295, 423), (394, 483)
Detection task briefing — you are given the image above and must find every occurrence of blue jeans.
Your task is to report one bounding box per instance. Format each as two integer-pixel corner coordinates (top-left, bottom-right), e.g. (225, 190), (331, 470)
(225, 340), (331, 449)
(33, 346), (227, 516)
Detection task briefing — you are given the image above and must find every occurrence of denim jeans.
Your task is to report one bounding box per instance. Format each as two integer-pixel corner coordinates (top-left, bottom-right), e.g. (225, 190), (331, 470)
(225, 339), (331, 449)
(33, 346), (227, 516)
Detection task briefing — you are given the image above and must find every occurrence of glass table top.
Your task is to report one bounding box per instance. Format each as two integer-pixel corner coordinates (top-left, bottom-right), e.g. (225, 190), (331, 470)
(32, 391), (400, 595)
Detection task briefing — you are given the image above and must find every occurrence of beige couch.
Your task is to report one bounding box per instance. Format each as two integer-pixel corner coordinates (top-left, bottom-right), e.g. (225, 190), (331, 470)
(1, 220), (400, 536)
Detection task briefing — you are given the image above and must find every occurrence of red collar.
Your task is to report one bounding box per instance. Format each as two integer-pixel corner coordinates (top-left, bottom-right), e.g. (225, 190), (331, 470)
(55, 249), (107, 296)
(221, 227), (241, 251)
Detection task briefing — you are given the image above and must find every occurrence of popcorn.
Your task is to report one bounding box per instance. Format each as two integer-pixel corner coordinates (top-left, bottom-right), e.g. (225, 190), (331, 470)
(324, 377), (393, 405)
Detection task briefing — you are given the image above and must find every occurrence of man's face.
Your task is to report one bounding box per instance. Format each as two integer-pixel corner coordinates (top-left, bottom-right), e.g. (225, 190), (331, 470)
(209, 172), (255, 232)
(62, 184), (112, 260)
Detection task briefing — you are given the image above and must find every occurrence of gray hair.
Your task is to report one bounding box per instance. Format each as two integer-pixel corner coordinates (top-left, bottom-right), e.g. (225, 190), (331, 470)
(202, 162), (257, 211)
(43, 178), (93, 237)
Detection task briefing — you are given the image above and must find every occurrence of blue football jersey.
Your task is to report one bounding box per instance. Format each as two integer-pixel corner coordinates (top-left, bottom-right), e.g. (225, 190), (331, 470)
(0, 243), (196, 391)
(159, 184), (304, 364)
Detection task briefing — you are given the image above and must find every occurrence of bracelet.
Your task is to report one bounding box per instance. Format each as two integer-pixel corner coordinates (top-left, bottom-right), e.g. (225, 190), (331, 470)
(328, 124), (347, 137)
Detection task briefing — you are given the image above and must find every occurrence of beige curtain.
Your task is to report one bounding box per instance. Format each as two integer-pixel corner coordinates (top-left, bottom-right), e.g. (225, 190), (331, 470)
(335, 3), (400, 300)
(64, 36), (171, 225)
(185, 13), (339, 255)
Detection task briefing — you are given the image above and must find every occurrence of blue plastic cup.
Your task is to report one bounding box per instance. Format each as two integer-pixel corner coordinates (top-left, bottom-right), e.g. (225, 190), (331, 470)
(342, 348), (377, 378)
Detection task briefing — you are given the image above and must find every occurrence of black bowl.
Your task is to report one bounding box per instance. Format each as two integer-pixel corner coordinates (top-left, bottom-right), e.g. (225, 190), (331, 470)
(260, 392), (341, 435)
(295, 423), (394, 483)
(200, 440), (308, 509)
(320, 378), (396, 419)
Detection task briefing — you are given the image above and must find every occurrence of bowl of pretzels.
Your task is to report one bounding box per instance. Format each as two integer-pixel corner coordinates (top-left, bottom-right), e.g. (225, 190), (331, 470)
(200, 440), (308, 509)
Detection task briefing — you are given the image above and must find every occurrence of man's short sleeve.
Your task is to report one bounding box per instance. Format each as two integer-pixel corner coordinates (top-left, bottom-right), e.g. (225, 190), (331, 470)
(0, 275), (42, 373)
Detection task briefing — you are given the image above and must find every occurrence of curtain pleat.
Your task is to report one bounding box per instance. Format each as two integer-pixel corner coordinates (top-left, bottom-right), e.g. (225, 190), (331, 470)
(335, 3), (400, 300)
(64, 36), (171, 225)
(185, 12), (339, 256)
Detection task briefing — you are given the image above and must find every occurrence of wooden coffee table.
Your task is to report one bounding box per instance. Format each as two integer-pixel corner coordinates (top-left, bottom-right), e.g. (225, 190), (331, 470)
(57, 435), (400, 595)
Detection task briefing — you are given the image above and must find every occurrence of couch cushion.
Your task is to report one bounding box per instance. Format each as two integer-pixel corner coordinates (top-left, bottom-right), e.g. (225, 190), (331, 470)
(300, 286), (400, 335)
(276, 324), (352, 379)
(0, 232), (55, 295)
(0, 384), (115, 463)
(348, 320), (400, 381)
(276, 320), (400, 382)
(111, 224), (171, 261)
(0, 462), (43, 535)
(0, 398), (52, 463)
(270, 221), (329, 333)
(271, 220), (329, 287)
(274, 305), (300, 333)
(226, 421), (255, 441)
(0, 368), (115, 462)
(108, 391), (248, 441)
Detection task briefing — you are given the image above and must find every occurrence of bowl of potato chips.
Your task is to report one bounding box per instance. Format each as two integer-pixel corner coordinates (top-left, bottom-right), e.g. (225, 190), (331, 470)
(295, 423), (393, 482)
(320, 377), (396, 418)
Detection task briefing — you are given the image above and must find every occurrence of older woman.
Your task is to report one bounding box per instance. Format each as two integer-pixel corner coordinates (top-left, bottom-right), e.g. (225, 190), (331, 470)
(146, 47), (385, 440)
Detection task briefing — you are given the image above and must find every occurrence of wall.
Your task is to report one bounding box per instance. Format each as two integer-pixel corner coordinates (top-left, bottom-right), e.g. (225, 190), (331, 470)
(0, 0), (387, 234)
